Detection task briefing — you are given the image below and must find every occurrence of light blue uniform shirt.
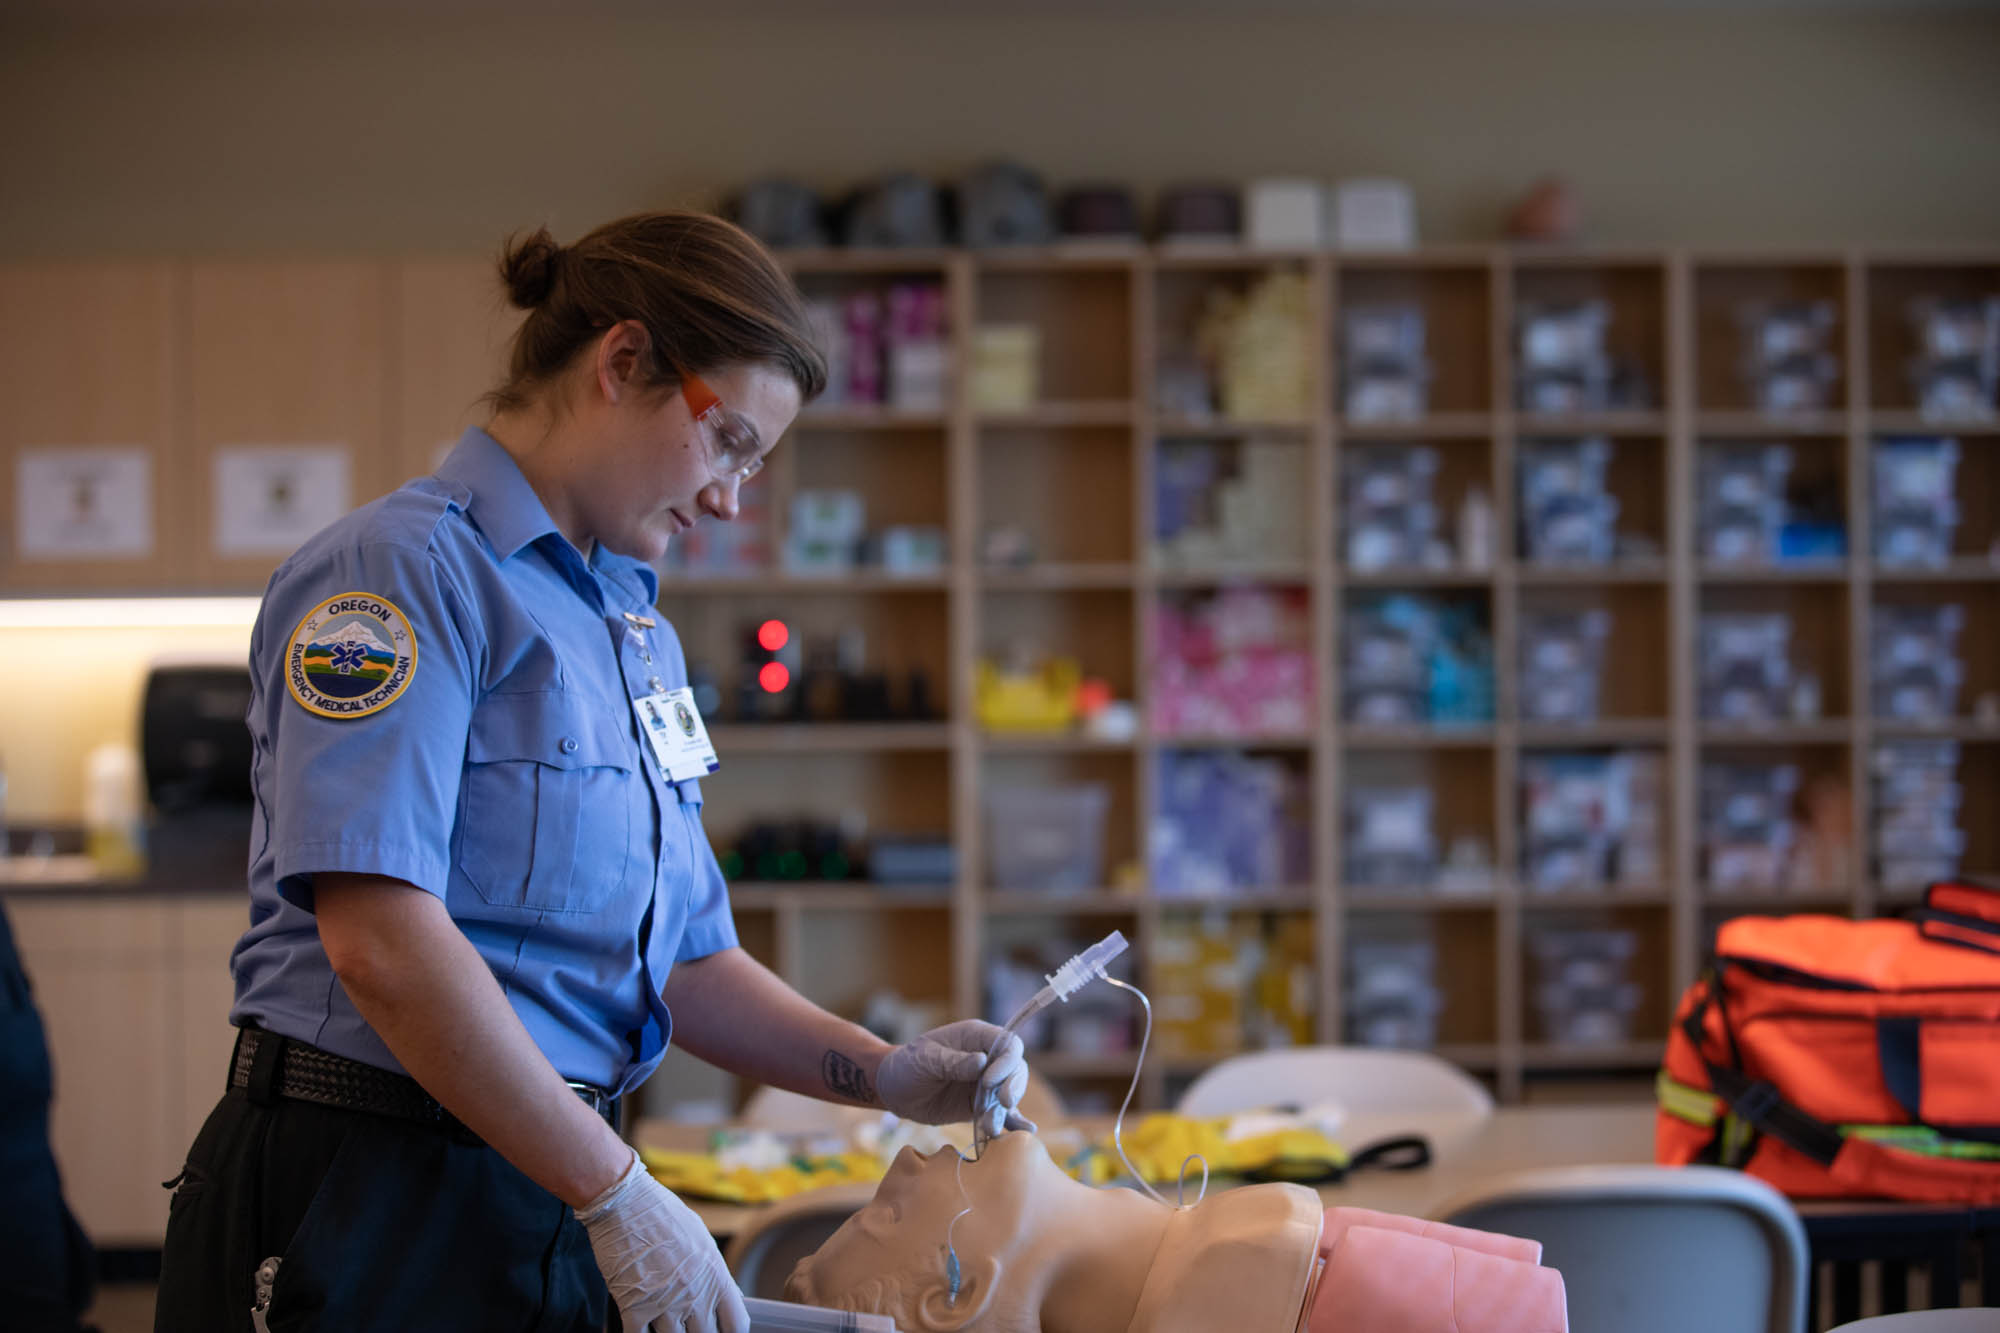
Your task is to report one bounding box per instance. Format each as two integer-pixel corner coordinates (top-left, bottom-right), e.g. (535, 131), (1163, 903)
(231, 428), (736, 1096)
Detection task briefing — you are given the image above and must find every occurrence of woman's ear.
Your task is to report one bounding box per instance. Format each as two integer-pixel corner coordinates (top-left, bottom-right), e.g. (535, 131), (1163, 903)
(915, 1252), (1000, 1332)
(594, 319), (651, 404)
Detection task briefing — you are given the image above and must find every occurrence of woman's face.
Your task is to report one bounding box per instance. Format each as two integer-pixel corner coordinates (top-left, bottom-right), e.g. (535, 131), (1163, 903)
(586, 348), (801, 563)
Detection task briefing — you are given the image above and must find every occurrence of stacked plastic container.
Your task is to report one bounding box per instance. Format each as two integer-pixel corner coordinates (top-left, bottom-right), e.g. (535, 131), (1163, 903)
(1517, 438), (1619, 565)
(1697, 443), (1793, 565)
(1520, 751), (1665, 892)
(1738, 301), (1838, 414)
(1343, 785), (1437, 890)
(1151, 750), (1308, 896)
(1529, 926), (1642, 1047)
(1516, 302), (1612, 413)
(1342, 594), (1494, 726)
(982, 784), (1110, 893)
(1518, 609), (1611, 723)
(1907, 296), (2000, 422)
(1871, 604), (1966, 721)
(1344, 935), (1442, 1049)
(1155, 438), (1310, 568)
(1698, 612), (1801, 723)
(1873, 437), (1962, 568)
(1341, 303), (1430, 423)
(1153, 588), (1314, 737)
(1342, 445), (1441, 571)
(1700, 761), (1801, 891)
(1872, 740), (1965, 893)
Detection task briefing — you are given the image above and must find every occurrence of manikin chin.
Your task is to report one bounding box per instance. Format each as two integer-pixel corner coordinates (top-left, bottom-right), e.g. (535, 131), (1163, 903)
(785, 1131), (1323, 1333)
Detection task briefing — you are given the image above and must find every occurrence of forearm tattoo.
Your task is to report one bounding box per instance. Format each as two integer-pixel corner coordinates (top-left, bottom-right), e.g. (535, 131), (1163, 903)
(822, 1050), (873, 1104)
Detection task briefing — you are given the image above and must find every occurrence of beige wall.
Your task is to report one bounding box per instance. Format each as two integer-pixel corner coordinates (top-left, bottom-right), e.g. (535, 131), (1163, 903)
(2, 9), (1996, 257)
(0, 613), (254, 823)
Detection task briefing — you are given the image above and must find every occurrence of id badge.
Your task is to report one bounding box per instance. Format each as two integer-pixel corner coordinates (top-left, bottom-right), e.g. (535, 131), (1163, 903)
(632, 687), (720, 782)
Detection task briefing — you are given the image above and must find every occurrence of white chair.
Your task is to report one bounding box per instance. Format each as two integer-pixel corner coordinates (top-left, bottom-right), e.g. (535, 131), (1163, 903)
(724, 1182), (879, 1300)
(1175, 1046), (1493, 1119)
(1435, 1164), (1810, 1333)
(1829, 1315), (2000, 1332)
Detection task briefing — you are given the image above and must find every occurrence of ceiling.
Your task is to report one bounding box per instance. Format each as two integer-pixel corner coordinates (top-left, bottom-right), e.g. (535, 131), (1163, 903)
(5, 0), (1996, 18)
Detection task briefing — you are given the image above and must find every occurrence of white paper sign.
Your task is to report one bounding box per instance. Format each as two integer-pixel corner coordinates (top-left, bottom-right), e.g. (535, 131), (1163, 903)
(213, 445), (352, 556)
(16, 446), (153, 559)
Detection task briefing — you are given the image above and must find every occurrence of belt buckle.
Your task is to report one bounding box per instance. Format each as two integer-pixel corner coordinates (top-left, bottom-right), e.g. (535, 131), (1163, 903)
(565, 1080), (602, 1111)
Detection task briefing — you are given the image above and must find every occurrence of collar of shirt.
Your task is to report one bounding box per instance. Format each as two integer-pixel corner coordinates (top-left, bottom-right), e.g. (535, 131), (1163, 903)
(436, 427), (660, 609)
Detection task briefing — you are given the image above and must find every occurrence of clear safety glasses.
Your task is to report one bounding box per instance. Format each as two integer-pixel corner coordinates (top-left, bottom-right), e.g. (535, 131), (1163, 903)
(679, 369), (767, 484)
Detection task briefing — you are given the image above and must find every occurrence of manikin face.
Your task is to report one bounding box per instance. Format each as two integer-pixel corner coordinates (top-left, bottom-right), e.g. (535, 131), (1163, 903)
(787, 1133), (1067, 1331)
(578, 333), (801, 563)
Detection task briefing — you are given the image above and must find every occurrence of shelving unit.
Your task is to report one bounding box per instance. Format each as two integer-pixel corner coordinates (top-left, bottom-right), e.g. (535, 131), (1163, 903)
(666, 243), (2000, 1112)
(4, 244), (1994, 1114)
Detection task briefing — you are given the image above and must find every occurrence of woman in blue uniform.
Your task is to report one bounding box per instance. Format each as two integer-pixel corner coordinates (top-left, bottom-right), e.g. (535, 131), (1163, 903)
(155, 212), (1029, 1333)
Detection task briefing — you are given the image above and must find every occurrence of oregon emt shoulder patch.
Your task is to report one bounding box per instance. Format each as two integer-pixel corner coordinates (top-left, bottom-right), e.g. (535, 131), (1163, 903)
(285, 592), (418, 719)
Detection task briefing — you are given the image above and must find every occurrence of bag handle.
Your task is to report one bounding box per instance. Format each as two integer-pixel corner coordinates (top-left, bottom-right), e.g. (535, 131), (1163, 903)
(1679, 965), (1846, 1168)
(1915, 877), (2000, 955)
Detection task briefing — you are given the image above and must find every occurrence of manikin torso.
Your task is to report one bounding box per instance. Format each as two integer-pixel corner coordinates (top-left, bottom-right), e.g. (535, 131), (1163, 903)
(784, 1132), (1324, 1333)
(786, 1132), (1567, 1333)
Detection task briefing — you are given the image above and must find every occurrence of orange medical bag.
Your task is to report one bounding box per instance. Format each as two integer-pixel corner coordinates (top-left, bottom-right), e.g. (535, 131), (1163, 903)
(1656, 878), (2000, 1204)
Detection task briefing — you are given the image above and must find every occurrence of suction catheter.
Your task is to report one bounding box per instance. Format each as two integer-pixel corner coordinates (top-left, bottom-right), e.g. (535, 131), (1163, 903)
(944, 930), (1210, 1306)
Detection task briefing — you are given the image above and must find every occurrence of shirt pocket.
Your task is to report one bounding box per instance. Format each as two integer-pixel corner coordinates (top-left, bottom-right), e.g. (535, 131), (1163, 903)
(457, 692), (634, 915)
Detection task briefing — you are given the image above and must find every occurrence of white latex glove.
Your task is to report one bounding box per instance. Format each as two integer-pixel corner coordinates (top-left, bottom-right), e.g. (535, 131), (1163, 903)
(876, 1020), (1035, 1137)
(575, 1146), (748, 1333)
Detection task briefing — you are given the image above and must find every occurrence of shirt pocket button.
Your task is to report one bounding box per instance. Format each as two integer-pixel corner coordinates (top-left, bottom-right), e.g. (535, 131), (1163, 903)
(560, 737), (579, 755)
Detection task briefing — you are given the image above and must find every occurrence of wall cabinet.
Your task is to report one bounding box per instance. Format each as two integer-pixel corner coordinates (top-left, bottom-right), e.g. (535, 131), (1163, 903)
(0, 257), (519, 595)
(0, 263), (183, 593)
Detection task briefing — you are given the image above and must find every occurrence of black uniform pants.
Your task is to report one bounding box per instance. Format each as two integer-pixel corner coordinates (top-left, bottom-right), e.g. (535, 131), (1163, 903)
(155, 1086), (610, 1332)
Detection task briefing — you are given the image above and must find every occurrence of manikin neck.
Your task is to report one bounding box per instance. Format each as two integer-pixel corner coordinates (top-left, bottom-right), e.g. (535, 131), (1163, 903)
(1038, 1187), (1174, 1333)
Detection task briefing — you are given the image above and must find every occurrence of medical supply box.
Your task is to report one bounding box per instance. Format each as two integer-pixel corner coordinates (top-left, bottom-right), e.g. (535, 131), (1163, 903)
(1656, 877), (2000, 1204)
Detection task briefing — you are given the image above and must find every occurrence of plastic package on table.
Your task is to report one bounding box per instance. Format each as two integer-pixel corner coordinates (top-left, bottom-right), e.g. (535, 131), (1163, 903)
(983, 784), (1110, 892)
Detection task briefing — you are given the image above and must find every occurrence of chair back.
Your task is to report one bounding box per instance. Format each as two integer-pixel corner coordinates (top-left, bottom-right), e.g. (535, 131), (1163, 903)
(1829, 1315), (2000, 1332)
(1436, 1164), (1809, 1333)
(724, 1182), (879, 1301)
(1175, 1046), (1493, 1119)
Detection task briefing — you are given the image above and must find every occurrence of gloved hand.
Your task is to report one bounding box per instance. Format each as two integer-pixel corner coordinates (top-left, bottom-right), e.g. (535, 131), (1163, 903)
(877, 1020), (1034, 1137)
(575, 1146), (748, 1333)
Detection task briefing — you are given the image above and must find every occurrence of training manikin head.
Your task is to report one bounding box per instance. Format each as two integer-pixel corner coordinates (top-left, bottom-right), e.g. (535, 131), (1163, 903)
(784, 1132), (1321, 1333)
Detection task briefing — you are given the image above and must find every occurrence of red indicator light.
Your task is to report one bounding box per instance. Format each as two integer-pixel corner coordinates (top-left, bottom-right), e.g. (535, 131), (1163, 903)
(757, 619), (790, 652)
(759, 662), (791, 693)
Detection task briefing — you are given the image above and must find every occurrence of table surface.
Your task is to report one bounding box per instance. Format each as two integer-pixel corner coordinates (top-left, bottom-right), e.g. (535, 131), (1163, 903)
(638, 1101), (1664, 1237)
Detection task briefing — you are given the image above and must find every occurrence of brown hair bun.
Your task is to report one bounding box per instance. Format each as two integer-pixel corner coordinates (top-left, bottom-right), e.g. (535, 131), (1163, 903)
(499, 227), (563, 310)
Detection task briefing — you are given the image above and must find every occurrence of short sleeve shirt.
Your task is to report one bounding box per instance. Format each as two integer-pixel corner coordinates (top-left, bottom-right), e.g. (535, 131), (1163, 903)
(230, 428), (736, 1095)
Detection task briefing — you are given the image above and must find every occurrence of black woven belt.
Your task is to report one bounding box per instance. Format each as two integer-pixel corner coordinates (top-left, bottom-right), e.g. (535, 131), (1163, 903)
(229, 1026), (619, 1135)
